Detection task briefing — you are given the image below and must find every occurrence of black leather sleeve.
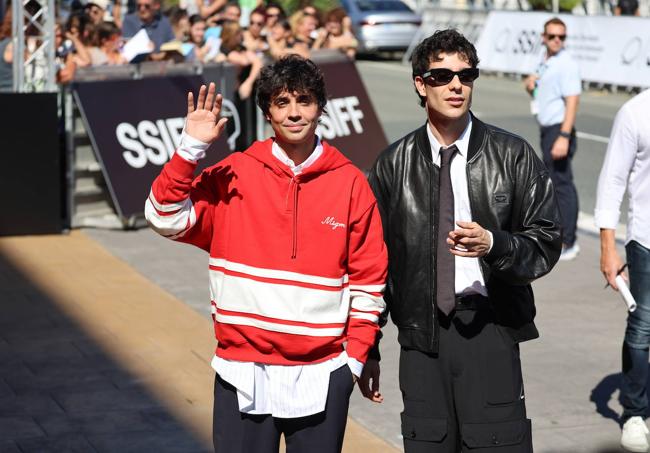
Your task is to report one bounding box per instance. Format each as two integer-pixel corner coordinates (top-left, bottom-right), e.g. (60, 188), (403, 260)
(485, 144), (563, 285)
(367, 153), (395, 362)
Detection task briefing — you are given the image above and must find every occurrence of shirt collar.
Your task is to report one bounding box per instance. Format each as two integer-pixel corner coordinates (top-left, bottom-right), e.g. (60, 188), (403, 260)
(272, 135), (323, 175)
(427, 116), (472, 163)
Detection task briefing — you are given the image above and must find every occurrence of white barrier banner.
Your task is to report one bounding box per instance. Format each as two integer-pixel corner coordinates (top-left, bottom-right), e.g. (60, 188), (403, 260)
(476, 11), (650, 87)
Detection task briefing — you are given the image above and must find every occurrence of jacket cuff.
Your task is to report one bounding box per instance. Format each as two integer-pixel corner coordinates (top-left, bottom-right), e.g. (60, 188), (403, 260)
(485, 230), (509, 263)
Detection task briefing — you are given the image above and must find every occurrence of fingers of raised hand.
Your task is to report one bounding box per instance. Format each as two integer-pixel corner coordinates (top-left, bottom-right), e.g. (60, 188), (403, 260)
(213, 117), (228, 137)
(211, 93), (223, 117)
(196, 84), (207, 110)
(187, 91), (195, 114)
(204, 83), (216, 111)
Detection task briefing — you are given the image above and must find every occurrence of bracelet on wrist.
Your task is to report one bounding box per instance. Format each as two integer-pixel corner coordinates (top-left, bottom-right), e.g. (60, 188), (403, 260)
(558, 130), (571, 139)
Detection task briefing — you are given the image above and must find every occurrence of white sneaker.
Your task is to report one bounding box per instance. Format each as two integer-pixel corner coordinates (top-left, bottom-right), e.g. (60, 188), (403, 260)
(621, 416), (650, 452)
(559, 243), (580, 261)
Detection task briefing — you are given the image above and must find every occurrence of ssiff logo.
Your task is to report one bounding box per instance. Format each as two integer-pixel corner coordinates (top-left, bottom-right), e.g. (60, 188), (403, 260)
(322, 216), (346, 230)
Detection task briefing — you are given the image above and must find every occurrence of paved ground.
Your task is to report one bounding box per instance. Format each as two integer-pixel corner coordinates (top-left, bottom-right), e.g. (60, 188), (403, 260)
(0, 231), (397, 452)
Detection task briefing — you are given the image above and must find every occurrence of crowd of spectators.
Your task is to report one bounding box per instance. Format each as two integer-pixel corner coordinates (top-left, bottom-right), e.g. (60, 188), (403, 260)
(0, 0), (360, 93)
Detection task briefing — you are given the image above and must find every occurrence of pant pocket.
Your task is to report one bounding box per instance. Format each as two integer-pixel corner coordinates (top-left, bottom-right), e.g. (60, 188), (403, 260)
(401, 413), (448, 443)
(461, 419), (532, 451)
(481, 325), (523, 406)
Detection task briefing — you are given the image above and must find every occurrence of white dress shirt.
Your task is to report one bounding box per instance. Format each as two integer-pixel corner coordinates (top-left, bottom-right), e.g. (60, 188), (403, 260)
(427, 118), (490, 297)
(595, 89), (650, 250)
(211, 136), (363, 418)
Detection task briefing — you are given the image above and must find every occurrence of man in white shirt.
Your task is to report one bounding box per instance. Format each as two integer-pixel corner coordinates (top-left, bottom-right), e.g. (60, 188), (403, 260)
(595, 89), (650, 453)
(525, 17), (581, 261)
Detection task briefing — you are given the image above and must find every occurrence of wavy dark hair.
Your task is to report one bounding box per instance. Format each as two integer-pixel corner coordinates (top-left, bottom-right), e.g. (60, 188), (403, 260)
(256, 55), (327, 116)
(411, 29), (480, 107)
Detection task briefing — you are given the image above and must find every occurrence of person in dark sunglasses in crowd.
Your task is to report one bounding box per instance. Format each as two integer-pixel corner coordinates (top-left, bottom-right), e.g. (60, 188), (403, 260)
(525, 17), (581, 262)
(264, 2), (285, 30)
(121, 0), (174, 52)
(243, 8), (268, 53)
(364, 29), (562, 452)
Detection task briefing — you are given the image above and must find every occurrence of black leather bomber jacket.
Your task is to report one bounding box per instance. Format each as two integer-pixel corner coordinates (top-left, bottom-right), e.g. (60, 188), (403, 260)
(368, 115), (562, 357)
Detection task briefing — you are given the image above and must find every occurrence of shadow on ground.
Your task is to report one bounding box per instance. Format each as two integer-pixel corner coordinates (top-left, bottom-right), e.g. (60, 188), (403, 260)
(591, 373), (623, 428)
(0, 251), (210, 453)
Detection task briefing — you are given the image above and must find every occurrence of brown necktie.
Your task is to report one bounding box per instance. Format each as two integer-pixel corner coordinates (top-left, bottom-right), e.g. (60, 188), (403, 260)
(436, 145), (458, 316)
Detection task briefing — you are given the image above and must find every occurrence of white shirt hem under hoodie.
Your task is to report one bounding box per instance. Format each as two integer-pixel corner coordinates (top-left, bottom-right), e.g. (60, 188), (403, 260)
(177, 131), (363, 418)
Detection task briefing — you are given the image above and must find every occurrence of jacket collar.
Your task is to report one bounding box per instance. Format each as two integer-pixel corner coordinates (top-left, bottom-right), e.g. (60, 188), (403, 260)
(415, 112), (487, 164)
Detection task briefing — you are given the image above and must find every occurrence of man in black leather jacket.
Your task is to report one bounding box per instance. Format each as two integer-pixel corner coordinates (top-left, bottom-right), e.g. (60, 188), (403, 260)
(359, 30), (562, 452)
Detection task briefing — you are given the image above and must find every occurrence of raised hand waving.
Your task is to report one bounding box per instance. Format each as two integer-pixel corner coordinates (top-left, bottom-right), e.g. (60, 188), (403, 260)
(185, 83), (229, 145)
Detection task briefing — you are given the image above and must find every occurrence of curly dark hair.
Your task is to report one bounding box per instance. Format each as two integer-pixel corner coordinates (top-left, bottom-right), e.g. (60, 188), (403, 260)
(411, 29), (480, 107)
(256, 55), (327, 116)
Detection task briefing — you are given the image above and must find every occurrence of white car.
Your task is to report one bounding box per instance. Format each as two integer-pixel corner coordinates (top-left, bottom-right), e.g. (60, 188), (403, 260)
(340, 0), (422, 54)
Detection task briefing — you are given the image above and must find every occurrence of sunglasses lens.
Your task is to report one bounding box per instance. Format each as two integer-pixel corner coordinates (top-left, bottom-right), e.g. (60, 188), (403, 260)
(424, 68), (478, 85)
(458, 69), (479, 82)
(428, 69), (453, 84)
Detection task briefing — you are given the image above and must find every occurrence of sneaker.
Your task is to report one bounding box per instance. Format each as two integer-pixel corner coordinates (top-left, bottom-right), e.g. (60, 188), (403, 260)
(559, 242), (580, 261)
(621, 416), (649, 452)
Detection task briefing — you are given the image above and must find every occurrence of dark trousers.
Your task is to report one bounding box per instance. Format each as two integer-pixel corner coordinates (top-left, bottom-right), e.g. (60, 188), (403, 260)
(540, 123), (579, 247)
(622, 241), (650, 422)
(400, 307), (532, 453)
(212, 365), (355, 453)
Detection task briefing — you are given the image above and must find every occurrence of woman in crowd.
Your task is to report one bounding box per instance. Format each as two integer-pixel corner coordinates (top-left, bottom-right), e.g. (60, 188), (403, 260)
(88, 21), (126, 65)
(242, 8), (268, 53)
(289, 10), (318, 48)
(312, 7), (357, 59)
(266, 17), (309, 60)
(216, 20), (263, 99)
(186, 14), (213, 62)
(168, 6), (190, 41)
(64, 10), (94, 66)
(264, 2), (285, 31)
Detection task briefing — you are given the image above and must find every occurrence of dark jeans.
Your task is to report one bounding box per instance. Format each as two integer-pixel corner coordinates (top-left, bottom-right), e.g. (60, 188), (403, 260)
(399, 306), (532, 453)
(212, 364), (354, 453)
(540, 124), (579, 247)
(622, 241), (650, 422)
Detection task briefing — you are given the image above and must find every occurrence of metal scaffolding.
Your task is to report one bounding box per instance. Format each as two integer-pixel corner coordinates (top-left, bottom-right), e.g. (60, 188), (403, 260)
(12, 0), (56, 92)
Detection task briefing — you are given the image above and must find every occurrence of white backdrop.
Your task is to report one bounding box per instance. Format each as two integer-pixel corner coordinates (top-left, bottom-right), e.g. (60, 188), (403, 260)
(476, 11), (650, 88)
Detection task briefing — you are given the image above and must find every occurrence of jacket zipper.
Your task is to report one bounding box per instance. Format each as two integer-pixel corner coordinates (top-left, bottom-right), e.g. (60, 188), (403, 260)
(288, 176), (299, 259)
(465, 161), (489, 282)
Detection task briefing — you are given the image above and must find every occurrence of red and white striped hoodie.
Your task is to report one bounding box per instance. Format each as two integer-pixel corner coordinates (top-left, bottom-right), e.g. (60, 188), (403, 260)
(145, 138), (387, 366)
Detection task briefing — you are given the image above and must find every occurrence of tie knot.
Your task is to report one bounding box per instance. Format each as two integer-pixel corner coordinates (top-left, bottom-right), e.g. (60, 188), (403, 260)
(439, 145), (458, 167)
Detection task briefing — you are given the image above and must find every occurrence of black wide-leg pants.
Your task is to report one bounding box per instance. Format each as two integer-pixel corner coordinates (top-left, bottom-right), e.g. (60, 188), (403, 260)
(213, 364), (355, 453)
(400, 307), (533, 453)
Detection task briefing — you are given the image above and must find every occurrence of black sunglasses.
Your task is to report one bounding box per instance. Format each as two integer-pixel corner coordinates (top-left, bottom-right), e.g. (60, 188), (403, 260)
(545, 33), (566, 41)
(137, 3), (152, 9)
(420, 68), (479, 85)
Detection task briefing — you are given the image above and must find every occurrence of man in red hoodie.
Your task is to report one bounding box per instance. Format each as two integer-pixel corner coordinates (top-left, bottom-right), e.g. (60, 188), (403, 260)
(144, 55), (387, 452)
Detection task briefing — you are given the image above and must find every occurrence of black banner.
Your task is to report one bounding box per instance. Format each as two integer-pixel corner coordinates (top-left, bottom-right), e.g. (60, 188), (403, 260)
(318, 60), (388, 170)
(73, 74), (240, 219)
